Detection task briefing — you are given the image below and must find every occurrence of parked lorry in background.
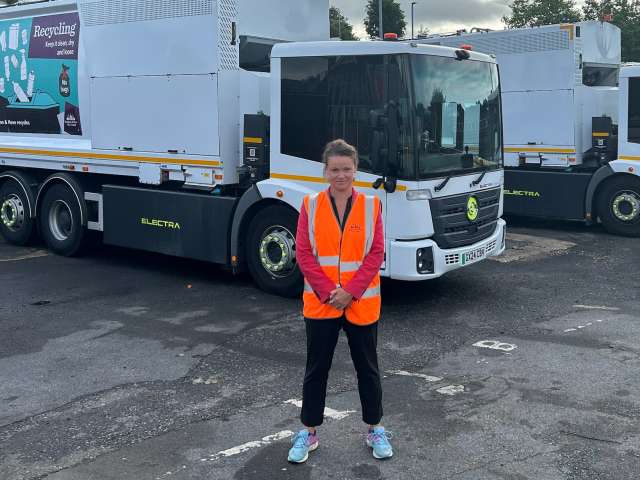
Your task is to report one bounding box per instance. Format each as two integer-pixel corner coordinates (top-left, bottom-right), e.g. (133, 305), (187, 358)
(422, 22), (640, 236)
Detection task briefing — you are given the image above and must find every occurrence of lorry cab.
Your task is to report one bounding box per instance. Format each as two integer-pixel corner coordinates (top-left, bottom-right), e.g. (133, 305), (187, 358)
(255, 41), (505, 287)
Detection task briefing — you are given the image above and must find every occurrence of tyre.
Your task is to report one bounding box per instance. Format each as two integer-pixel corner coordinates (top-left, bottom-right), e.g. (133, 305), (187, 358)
(597, 176), (640, 237)
(39, 183), (86, 256)
(0, 177), (35, 245)
(246, 205), (303, 297)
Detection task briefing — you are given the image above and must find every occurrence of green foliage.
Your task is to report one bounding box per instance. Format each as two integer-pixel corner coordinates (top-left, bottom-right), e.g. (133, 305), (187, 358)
(330, 6), (358, 41)
(582, 0), (640, 62)
(503, 0), (582, 28)
(364, 0), (407, 39)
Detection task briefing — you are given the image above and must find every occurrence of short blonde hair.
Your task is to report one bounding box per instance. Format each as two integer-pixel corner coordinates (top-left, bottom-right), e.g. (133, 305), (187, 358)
(322, 139), (359, 170)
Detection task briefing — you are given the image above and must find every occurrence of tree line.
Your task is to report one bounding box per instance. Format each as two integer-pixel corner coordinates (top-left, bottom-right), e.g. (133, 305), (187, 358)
(330, 0), (639, 61)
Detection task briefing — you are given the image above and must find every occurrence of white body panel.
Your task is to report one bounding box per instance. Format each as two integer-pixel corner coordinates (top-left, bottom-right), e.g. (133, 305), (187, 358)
(90, 74), (220, 156)
(77, 2), (220, 77)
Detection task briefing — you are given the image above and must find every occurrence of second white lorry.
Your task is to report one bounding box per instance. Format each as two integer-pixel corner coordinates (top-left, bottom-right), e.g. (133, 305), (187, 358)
(422, 22), (640, 237)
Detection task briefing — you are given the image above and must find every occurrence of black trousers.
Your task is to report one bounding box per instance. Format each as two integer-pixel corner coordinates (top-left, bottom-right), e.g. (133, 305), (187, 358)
(301, 316), (383, 427)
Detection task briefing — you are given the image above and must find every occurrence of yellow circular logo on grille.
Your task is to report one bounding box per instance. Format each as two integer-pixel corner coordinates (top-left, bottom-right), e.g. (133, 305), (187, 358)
(467, 196), (479, 221)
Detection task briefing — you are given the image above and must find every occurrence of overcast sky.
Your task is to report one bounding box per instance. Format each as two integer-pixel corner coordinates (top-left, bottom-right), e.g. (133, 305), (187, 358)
(331, 0), (587, 38)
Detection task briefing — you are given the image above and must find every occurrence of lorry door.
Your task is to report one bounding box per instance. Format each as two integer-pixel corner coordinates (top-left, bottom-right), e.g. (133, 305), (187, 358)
(621, 75), (640, 159)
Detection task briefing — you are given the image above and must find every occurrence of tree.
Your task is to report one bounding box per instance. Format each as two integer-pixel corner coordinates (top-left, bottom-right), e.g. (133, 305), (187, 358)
(503, 0), (582, 28)
(330, 6), (358, 40)
(364, 0), (407, 39)
(582, 0), (640, 61)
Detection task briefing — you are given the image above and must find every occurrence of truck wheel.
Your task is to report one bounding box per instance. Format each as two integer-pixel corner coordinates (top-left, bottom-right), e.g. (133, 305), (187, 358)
(597, 176), (640, 237)
(39, 183), (86, 256)
(246, 205), (303, 297)
(0, 178), (35, 245)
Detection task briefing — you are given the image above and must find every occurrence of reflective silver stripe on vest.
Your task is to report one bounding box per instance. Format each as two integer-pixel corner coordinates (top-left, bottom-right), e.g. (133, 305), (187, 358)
(361, 285), (381, 299)
(340, 261), (362, 272)
(318, 255), (340, 267)
(364, 195), (376, 255)
(307, 193), (319, 256)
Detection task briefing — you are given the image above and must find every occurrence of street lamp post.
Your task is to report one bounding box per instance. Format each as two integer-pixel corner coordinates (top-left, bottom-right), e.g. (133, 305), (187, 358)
(411, 2), (416, 39)
(379, 0), (383, 39)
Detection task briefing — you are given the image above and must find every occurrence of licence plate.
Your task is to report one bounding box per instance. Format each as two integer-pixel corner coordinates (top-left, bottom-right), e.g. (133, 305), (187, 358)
(461, 245), (486, 265)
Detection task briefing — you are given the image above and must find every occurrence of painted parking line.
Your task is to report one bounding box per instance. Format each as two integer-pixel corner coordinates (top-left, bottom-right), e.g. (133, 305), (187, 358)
(473, 340), (517, 352)
(387, 370), (466, 396)
(386, 370), (443, 383)
(157, 430), (295, 478)
(285, 399), (355, 420)
(207, 430), (294, 461)
(564, 319), (603, 333)
(436, 385), (465, 396)
(573, 304), (620, 311)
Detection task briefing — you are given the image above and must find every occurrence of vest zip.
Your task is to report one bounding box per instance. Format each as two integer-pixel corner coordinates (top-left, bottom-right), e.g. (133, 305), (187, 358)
(331, 192), (356, 289)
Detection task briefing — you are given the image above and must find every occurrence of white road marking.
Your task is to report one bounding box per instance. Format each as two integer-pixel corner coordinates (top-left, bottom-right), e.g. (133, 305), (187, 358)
(437, 385), (465, 396)
(564, 320), (603, 333)
(0, 249), (48, 262)
(208, 430), (294, 461)
(573, 304), (620, 311)
(473, 340), (517, 352)
(192, 376), (218, 385)
(158, 430), (295, 477)
(386, 370), (443, 382)
(284, 399), (355, 420)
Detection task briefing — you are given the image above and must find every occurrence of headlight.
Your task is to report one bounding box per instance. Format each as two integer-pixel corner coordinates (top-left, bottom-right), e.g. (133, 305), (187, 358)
(416, 247), (434, 274)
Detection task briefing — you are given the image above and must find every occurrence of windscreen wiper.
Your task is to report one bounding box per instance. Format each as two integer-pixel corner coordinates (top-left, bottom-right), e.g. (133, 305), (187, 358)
(471, 168), (488, 187)
(434, 174), (452, 192)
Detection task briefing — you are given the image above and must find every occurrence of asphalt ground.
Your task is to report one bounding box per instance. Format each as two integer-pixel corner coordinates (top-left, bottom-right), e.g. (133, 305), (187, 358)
(1, 217), (639, 480)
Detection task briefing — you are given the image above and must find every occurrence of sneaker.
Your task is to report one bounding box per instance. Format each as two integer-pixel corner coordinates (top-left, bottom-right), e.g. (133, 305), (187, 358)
(366, 426), (393, 459)
(287, 429), (319, 463)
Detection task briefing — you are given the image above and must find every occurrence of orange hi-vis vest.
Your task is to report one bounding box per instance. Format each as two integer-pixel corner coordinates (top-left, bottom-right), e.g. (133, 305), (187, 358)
(302, 190), (381, 325)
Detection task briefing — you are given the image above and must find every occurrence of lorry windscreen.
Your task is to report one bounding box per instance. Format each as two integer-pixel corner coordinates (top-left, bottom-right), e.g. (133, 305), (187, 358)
(406, 55), (502, 180)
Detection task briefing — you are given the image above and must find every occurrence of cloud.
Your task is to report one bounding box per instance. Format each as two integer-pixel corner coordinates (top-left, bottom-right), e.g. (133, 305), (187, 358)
(331, 0), (511, 37)
(332, 0), (588, 38)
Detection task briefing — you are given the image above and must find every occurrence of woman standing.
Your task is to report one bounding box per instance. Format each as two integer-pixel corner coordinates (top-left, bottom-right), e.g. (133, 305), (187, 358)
(288, 139), (393, 463)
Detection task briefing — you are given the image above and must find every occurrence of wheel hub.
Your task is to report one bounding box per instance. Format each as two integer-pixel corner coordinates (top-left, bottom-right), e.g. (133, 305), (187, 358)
(49, 199), (73, 241)
(259, 227), (296, 277)
(1, 195), (24, 231)
(612, 192), (640, 222)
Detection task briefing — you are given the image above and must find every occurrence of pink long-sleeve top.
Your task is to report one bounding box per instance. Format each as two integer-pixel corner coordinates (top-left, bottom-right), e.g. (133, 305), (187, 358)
(296, 188), (385, 306)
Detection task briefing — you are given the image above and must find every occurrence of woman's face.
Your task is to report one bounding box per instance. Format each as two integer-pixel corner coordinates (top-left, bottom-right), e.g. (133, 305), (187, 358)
(325, 155), (356, 194)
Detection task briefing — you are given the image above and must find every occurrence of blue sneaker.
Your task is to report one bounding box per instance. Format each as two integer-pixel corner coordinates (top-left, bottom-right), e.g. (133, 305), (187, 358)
(366, 426), (393, 459)
(287, 429), (319, 463)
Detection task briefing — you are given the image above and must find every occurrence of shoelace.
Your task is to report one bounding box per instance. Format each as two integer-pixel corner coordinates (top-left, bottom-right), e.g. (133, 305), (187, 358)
(292, 432), (309, 448)
(369, 430), (393, 445)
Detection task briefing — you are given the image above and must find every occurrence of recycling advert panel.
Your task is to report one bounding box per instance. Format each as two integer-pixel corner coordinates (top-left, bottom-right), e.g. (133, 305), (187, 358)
(0, 12), (81, 135)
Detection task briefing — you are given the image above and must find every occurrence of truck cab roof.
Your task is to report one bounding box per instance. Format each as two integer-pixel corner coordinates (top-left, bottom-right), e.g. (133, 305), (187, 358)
(271, 40), (496, 64)
(621, 64), (640, 78)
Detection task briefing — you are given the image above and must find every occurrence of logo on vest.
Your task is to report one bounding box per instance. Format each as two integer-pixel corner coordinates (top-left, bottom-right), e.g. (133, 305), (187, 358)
(349, 224), (362, 233)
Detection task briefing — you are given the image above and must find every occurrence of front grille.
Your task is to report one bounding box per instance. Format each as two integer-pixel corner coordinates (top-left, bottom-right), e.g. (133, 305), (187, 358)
(430, 188), (501, 249)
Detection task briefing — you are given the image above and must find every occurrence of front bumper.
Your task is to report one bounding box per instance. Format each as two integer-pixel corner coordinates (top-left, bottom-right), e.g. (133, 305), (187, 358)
(385, 219), (506, 281)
